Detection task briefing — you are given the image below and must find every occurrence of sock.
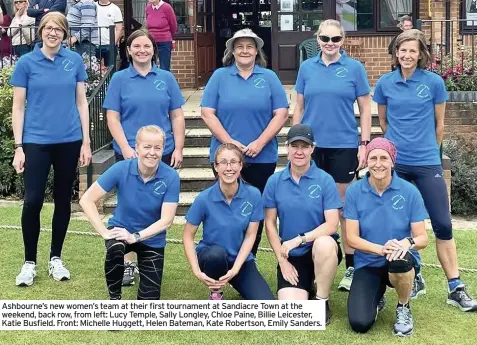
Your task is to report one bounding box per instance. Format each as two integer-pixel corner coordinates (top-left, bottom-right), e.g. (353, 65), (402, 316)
(345, 254), (354, 269)
(448, 277), (464, 292)
(315, 296), (328, 301)
(397, 302), (410, 309)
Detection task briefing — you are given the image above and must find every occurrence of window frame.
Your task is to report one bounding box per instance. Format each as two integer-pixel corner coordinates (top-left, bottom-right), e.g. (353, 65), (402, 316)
(460, 0), (477, 35)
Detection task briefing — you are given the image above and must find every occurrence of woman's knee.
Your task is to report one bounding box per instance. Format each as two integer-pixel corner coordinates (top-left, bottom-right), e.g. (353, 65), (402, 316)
(312, 236), (338, 261)
(199, 245), (228, 279)
(349, 315), (375, 334)
(105, 240), (126, 259)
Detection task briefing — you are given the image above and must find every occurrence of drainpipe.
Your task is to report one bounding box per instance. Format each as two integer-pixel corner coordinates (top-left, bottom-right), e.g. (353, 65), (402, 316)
(445, 0), (451, 54)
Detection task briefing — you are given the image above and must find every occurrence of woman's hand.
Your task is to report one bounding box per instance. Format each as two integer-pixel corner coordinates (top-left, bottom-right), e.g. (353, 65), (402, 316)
(357, 145), (367, 170)
(121, 146), (137, 159)
(230, 139), (246, 153)
(170, 149), (183, 169)
(279, 259), (299, 286)
(280, 237), (301, 259)
(383, 238), (411, 261)
(219, 268), (239, 285)
(244, 140), (264, 158)
(110, 227), (136, 244)
(12, 148), (25, 173)
(80, 143), (92, 167)
(194, 271), (225, 290)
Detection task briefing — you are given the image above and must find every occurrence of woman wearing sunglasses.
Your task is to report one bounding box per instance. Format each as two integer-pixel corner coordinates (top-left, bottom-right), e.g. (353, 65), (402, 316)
(293, 19), (372, 292)
(183, 143), (274, 301)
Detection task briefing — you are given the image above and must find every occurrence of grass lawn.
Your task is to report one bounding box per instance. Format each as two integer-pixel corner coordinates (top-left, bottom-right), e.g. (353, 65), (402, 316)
(0, 204), (476, 345)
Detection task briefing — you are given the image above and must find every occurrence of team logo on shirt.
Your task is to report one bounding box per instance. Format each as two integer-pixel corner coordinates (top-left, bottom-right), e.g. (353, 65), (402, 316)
(416, 84), (430, 98)
(335, 67), (348, 78)
(153, 181), (167, 195)
(253, 77), (266, 88)
(391, 195), (406, 210)
(308, 184), (322, 199)
(62, 59), (74, 72)
(240, 201), (253, 216)
(154, 80), (166, 91)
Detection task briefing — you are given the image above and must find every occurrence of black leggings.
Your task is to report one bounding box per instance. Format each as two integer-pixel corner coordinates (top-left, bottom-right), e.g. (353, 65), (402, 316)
(105, 239), (165, 300)
(21, 141), (82, 262)
(211, 162), (276, 256)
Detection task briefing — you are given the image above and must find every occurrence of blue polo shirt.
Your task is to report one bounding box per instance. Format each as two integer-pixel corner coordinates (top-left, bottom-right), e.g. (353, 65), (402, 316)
(10, 43), (87, 144)
(96, 158), (180, 248)
(373, 68), (448, 166)
(185, 180), (263, 263)
(343, 172), (428, 270)
(200, 64), (289, 163)
(295, 51), (370, 148)
(263, 162), (342, 257)
(103, 64), (185, 156)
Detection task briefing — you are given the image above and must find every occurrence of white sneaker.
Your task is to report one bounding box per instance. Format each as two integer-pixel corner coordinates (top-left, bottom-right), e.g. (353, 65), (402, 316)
(48, 257), (70, 281)
(16, 261), (37, 286)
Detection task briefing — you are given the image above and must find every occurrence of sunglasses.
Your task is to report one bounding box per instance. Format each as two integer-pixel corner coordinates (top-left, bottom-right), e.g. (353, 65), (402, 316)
(318, 35), (343, 43)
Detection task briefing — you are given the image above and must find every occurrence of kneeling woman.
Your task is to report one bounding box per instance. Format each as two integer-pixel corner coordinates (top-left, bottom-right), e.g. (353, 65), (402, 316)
(344, 137), (428, 337)
(183, 143), (274, 300)
(80, 125), (180, 300)
(263, 124), (343, 325)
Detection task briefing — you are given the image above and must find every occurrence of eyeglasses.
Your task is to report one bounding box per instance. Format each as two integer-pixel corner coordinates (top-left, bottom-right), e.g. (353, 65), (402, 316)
(44, 26), (64, 36)
(216, 160), (241, 169)
(318, 35), (343, 43)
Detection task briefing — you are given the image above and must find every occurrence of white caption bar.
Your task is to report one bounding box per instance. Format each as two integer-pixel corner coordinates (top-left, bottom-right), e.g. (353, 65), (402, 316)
(1, 300), (325, 331)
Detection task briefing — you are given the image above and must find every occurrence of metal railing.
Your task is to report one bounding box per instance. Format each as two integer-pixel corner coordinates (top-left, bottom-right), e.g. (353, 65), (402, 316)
(416, 19), (477, 96)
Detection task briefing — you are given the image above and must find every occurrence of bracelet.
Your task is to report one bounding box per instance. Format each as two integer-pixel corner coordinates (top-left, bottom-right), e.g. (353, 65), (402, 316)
(14, 143), (23, 149)
(359, 140), (370, 146)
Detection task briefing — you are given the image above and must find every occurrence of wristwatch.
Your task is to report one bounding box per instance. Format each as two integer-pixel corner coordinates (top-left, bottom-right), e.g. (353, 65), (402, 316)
(406, 237), (415, 250)
(299, 232), (307, 245)
(359, 140), (370, 146)
(133, 232), (141, 243)
(14, 143), (23, 149)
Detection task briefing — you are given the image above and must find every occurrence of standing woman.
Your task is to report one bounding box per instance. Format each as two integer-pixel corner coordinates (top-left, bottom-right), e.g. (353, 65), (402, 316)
(374, 29), (477, 310)
(183, 143), (274, 301)
(201, 28), (289, 256)
(145, 0), (177, 71)
(0, 0), (12, 58)
(104, 28), (185, 286)
(80, 125), (179, 300)
(11, 12), (92, 286)
(293, 19), (372, 291)
(8, 0), (36, 58)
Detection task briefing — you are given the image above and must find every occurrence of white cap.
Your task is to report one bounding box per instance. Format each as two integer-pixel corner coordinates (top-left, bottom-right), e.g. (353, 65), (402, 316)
(225, 28), (264, 51)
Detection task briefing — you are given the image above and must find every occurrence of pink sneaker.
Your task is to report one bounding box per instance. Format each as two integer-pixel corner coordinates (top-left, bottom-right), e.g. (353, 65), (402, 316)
(209, 291), (224, 300)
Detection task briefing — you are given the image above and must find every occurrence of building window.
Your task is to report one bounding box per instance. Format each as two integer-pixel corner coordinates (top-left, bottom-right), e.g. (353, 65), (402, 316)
(337, 0), (412, 32)
(465, 0), (477, 26)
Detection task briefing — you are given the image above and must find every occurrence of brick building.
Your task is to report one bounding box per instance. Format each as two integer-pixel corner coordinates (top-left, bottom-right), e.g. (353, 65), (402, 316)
(112, 1), (473, 88)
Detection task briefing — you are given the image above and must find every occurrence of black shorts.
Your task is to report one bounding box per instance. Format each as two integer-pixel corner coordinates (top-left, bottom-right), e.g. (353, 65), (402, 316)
(312, 147), (358, 183)
(277, 237), (343, 293)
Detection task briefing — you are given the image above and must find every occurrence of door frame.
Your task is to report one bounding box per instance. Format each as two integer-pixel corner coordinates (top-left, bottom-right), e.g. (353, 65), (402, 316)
(194, 0), (216, 87)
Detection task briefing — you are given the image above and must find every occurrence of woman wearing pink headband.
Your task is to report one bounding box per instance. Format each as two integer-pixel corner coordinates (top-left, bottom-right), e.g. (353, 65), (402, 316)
(344, 137), (429, 337)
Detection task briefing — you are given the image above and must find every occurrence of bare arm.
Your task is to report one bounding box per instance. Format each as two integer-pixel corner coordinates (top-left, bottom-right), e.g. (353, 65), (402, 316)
(357, 94), (371, 141)
(201, 107), (234, 144)
(346, 219), (384, 256)
(114, 23), (123, 45)
(255, 108), (288, 147)
(138, 202), (177, 240)
(435, 102), (446, 146)
(170, 108), (185, 152)
(292, 93), (305, 125)
(265, 208), (285, 262)
(377, 104), (387, 134)
(301, 209), (339, 242)
(79, 182), (111, 238)
(12, 87), (26, 146)
(410, 221), (429, 251)
(106, 110), (130, 152)
(76, 82), (90, 146)
(183, 222), (201, 276)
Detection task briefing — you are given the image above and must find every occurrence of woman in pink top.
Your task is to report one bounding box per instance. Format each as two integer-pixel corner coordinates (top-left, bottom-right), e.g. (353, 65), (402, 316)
(146, 0), (177, 71)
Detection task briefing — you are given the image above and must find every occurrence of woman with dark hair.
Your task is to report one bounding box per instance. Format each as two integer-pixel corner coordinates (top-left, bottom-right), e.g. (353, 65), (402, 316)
(11, 12), (91, 287)
(183, 143), (274, 301)
(0, 0), (13, 57)
(103, 28), (185, 286)
(201, 28), (289, 257)
(374, 29), (477, 311)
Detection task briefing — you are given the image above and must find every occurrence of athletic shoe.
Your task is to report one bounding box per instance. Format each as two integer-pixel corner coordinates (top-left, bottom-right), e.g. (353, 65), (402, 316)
(447, 286), (477, 312)
(410, 273), (426, 299)
(325, 300), (331, 325)
(48, 257), (70, 281)
(209, 291), (224, 300)
(16, 261), (37, 287)
(393, 305), (414, 337)
(338, 267), (354, 291)
(378, 295), (387, 312)
(122, 262), (136, 286)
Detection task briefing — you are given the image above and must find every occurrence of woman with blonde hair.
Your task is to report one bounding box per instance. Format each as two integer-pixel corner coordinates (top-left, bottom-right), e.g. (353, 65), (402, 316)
(374, 28), (477, 311)
(293, 19), (372, 291)
(8, 0), (35, 57)
(11, 12), (91, 286)
(201, 28), (289, 257)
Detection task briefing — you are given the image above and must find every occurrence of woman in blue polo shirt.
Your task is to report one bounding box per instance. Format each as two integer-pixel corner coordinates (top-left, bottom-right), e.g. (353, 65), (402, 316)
(293, 19), (372, 291)
(103, 29), (185, 285)
(183, 143), (274, 300)
(374, 29), (477, 311)
(80, 125), (180, 300)
(11, 12), (92, 287)
(344, 137), (429, 337)
(263, 124), (343, 325)
(201, 28), (289, 257)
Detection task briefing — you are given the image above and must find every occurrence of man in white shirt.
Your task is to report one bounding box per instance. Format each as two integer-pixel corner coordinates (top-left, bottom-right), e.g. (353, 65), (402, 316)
(95, 0), (123, 66)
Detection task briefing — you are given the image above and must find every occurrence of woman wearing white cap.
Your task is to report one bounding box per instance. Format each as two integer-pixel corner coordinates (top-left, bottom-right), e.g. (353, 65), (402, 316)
(201, 28), (289, 256)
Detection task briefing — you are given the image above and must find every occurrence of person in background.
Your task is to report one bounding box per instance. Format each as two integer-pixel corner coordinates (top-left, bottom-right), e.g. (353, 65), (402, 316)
(388, 15), (413, 70)
(28, 0), (66, 27)
(95, 0), (123, 67)
(80, 125), (179, 300)
(183, 143), (274, 301)
(66, 0), (98, 57)
(8, 0), (36, 57)
(145, 0), (177, 71)
(0, 0), (12, 58)
(11, 12), (91, 287)
(293, 19), (372, 292)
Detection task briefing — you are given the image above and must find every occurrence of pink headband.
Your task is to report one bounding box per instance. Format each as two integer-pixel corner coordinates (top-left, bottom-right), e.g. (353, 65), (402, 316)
(366, 137), (397, 163)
